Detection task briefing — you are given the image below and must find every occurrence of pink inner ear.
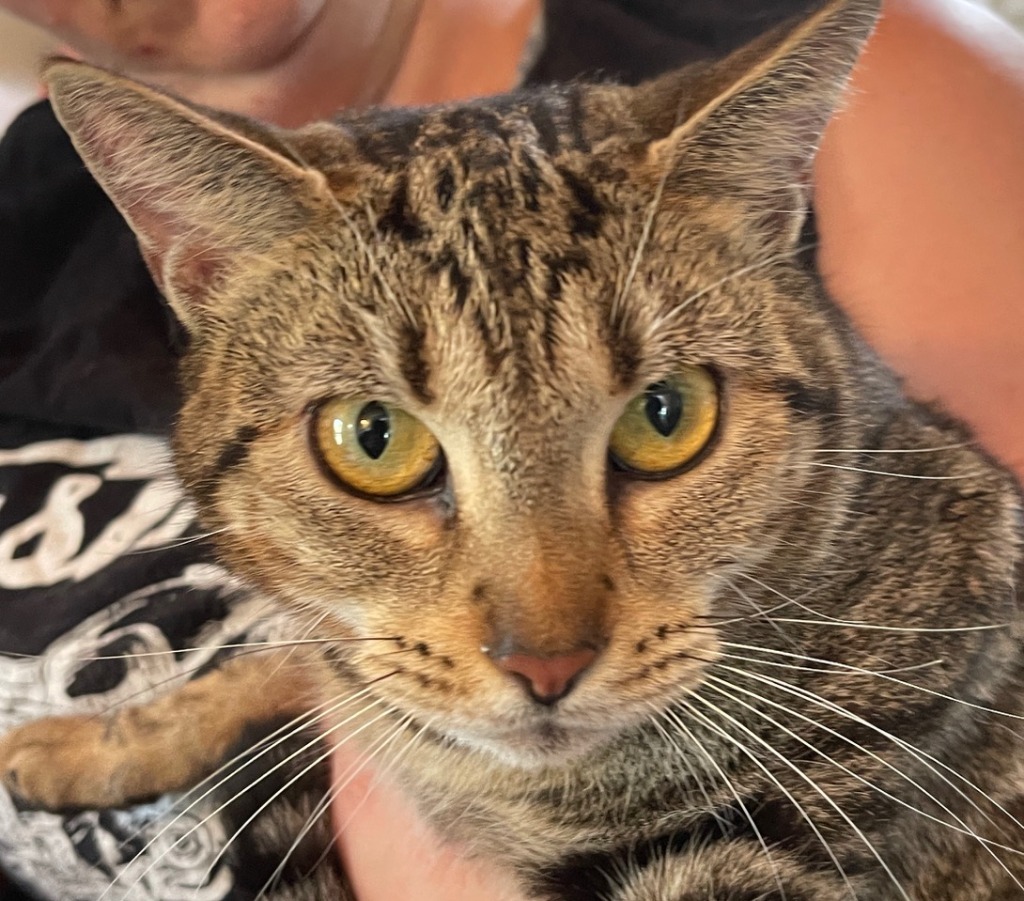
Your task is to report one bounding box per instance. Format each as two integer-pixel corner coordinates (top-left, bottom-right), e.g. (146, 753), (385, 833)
(134, 219), (231, 309)
(168, 244), (231, 309)
(62, 90), (253, 311)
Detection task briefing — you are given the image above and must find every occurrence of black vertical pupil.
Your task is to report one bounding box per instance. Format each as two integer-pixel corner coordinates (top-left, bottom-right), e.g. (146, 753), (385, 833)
(644, 382), (683, 437)
(356, 402), (391, 459)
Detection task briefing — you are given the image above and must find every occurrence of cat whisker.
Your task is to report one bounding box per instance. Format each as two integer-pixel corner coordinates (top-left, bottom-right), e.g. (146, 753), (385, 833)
(196, 699), (403, 896)
(610, 147), (674, 328)
(753, 617), (1009, 634)
(720, 642), (1024, 721)
(810, 443), (971, 455)
(72, 633), (400, 719)
(101, 700), (334, 897)
(302, 712), (441, 885)
(728, 571), (1011, 635)
(54, 636), (400, 663)
(722, 578), (804, 654)
(262, 610), (332, 686)
(649, 242), (818, 335)
(666, 601), (798, 632)
(328, 712), (437, 843)
(702, 674), (1024, 886)
(673, 696), (860, 899)
(90, 643), (310, 716)
(638, 641), (949, 699)
(736, 647), (1024, 779)
(708, 664), (1024, 854)
(649, 705), (790, 899)
(704, 679), (1024, 888)
(104, 678), (399, 900)
(669, 643), (944, 681)
(797, 461), (979, 481)
(730, 571), (831, 612)
(646, 707), (734, 833)
(688, 689), (913, 900)
(125, 526), (229, 555)
(715, 649), (944, 677)
(104, 691), (341, 865)
(731, 571), (903, 630)
(252, 712), (418, 900)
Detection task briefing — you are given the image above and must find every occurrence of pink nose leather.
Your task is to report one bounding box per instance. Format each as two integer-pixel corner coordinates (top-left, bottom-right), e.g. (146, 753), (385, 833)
(495, 648), (597, 704)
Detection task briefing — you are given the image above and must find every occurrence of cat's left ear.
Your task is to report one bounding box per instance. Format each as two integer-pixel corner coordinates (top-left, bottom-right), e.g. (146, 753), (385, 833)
(640, 0), (879, 247)
(43, 59), (339, 332)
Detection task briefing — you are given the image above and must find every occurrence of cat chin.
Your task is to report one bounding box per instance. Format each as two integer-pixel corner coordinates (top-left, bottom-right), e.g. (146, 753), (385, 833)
(455, 721), (614, 770)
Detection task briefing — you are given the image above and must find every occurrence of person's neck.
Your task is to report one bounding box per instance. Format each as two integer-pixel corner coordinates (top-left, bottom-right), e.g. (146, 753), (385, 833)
(385, 0), (542, 106)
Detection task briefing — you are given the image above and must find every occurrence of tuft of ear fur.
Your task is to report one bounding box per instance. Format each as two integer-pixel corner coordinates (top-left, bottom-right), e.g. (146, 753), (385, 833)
(638, 0), (880, 245)
(43, 59), (335, 331)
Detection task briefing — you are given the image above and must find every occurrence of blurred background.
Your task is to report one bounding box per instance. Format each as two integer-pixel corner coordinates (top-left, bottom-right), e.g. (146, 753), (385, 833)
(1, 0), (1022, 131)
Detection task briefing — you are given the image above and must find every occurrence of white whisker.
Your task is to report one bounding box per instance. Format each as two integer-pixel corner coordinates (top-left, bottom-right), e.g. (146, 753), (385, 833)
(674, 696), (859, 898)
(730, 571), (1008, 634)
(652, 242), (818, 331)
(721, 642), (1024, 719)
(253, 712), (416, 900)
(651, 705), (789, 899)
(104, 679), (396, 900)
(701, 674), (1024, 890)
(759, 617), (1007, 634)
(811, 444), (970, 455)
(688, 689), (910, 899)
(646, 707), (735, 833)
(193, 700), (400, 896)
(711, 660), (1024, 843)
(798, 461), (977, 481)
(611, 155), (673, 327)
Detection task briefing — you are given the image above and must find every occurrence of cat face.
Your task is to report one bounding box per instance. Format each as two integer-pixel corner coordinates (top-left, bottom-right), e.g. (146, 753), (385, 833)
(44, 0), (893, 767)
(171, 154), (862, 767)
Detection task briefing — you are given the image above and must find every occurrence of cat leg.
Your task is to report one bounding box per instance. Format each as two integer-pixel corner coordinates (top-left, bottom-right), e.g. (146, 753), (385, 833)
(606, 841), (849, 901)
(0, 651), (313, 810)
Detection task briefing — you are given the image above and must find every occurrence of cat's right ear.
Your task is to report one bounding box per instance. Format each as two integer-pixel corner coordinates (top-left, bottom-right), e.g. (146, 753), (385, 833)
(629, 0), (880, 250)
(43, 59), (337, 332)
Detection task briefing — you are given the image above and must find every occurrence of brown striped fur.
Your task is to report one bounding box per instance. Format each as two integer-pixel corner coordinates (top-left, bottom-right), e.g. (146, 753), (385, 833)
(4, 0), (1024, 897)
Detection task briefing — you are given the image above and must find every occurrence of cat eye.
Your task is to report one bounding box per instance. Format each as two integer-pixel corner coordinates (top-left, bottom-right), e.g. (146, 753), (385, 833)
(608, 367), (719, 476)
(313, 398), (443, 499)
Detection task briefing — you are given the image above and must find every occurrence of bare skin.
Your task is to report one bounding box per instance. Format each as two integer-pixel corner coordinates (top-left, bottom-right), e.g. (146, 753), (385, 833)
(4, 0), (1023, 898)
(7, 0), (540, 123)
(815, 0), (1024, 478)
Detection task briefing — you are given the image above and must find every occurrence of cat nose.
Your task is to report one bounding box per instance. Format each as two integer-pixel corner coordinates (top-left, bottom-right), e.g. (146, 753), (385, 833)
(492, 648), (598, 705)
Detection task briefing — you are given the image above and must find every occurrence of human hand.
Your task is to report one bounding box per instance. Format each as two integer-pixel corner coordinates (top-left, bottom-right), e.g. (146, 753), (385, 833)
(331, 742), (530, 901)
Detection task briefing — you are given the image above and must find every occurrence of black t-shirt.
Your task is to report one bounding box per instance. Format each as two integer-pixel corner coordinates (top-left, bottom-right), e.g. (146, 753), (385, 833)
(0, 3), (812, 898)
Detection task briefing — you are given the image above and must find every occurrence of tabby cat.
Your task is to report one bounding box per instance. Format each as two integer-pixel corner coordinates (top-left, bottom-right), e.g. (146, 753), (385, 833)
(2, 0), (1024, 897)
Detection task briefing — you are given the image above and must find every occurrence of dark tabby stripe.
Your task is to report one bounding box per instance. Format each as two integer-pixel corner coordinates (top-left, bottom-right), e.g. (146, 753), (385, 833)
(189, 425), (261, 506)
(212, 425), (261, 478)
(534, 801), (752, 901)
(378, 175), (427, 243)
(776, 379), (839, 417)
(558, 167), (606, 238)
(397, 320), (434, 404)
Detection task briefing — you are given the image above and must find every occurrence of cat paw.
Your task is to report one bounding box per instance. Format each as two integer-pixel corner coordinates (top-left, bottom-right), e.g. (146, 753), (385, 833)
(0, 714), (130, 811)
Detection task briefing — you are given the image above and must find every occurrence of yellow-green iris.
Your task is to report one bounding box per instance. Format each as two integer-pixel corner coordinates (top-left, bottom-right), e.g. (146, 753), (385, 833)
(315, 398), (441, 498)
(609, 367), (718, 475)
